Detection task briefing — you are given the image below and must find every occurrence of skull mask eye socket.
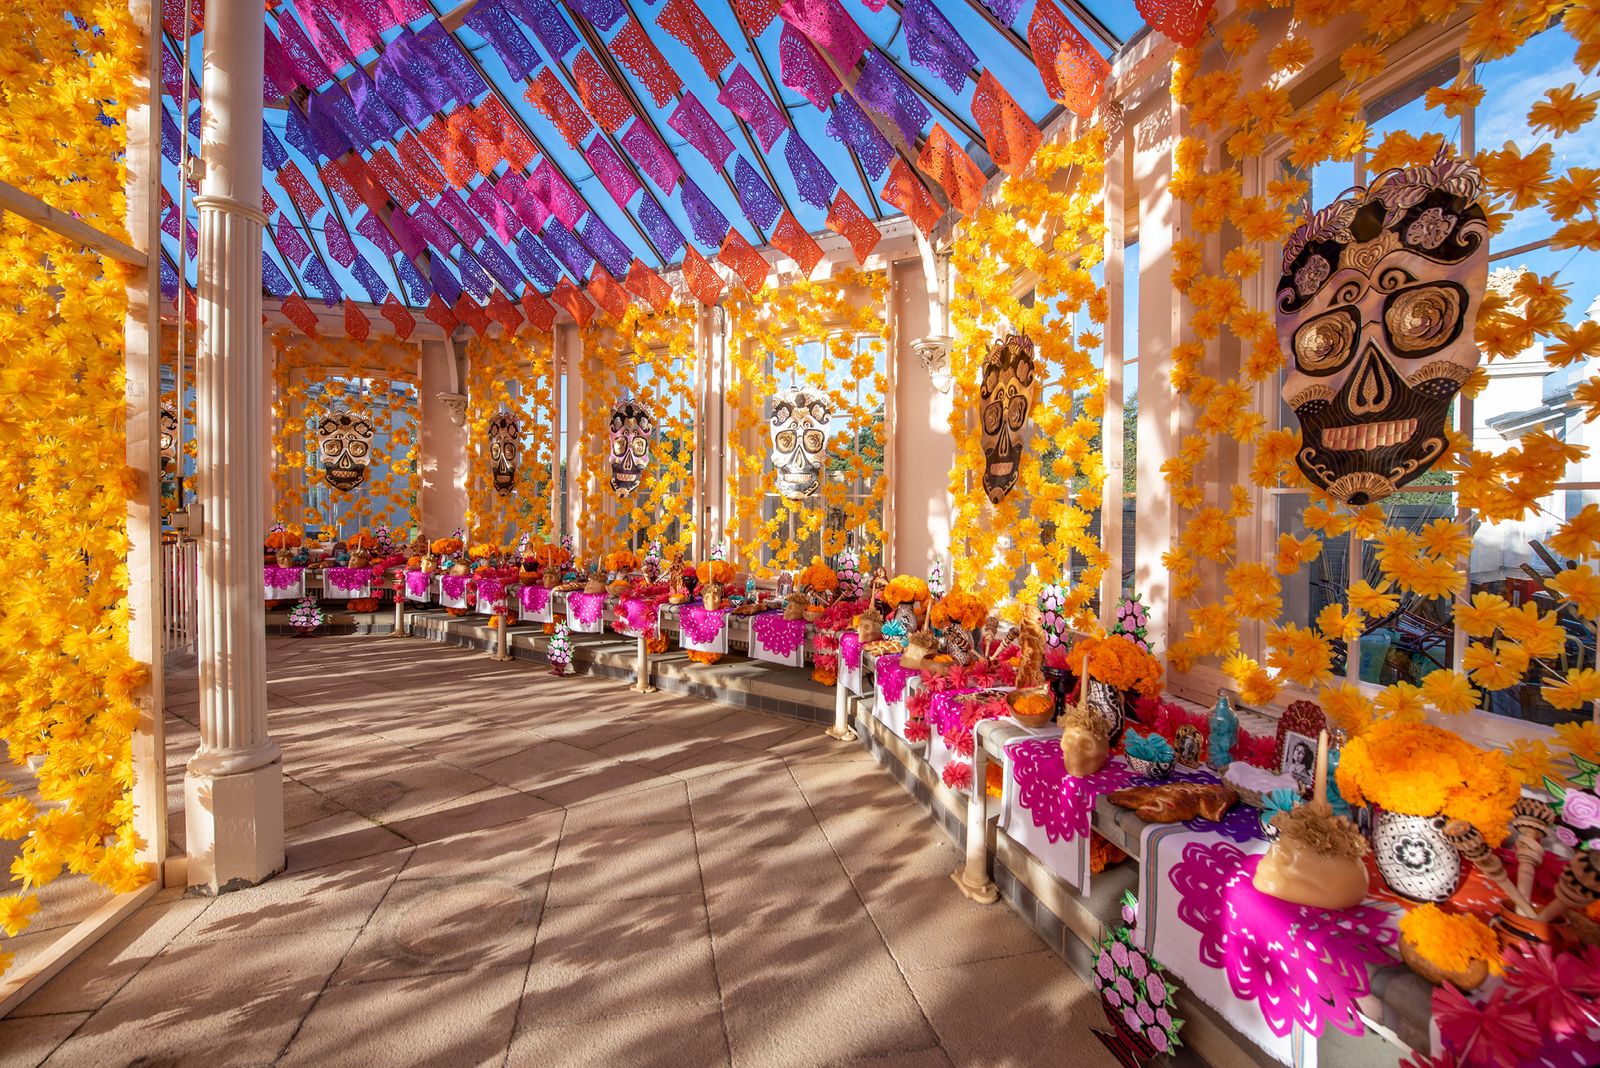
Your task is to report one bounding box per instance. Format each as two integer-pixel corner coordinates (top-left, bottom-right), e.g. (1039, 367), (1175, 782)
(775, 429), (798, 453)
(1006, 392), (1029, 430)
(630, 437), (648, 458)
(802, 429), (825, 453)
(981, 400), (1003, 435)
(1292, 307), (1360, 375)
(1384, 282), (1466, 356)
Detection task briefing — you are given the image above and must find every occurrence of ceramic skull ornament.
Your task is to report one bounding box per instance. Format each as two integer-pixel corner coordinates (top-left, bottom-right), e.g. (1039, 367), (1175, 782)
(487, 411), (521, 496)
(978, 334), (1037, 505)
(316, 408), (374, 492)
(768, 389), (833, 499)
(608, 399), (654, 496)
(1277, 154), (1489, 505)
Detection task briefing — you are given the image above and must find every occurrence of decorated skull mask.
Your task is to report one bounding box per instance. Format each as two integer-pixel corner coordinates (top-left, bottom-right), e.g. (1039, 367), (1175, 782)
(609, 399), (654, 496)
(768, 389), (832, 499)
(978, 334), (1036, 505)
(1277, 155), (1488, 505)
(316, 408), (373, 492)
(487, 411), (521, 496)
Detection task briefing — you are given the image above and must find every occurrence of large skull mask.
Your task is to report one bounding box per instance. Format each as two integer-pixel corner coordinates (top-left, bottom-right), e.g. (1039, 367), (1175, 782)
(609, 399), (654, 496)
(978, 334), (1036, 505)
(317, 408), (374, 492)
(768, 389), (832, 499)
(487, 411), (521, 495)
(1277, 155), (1488, 505)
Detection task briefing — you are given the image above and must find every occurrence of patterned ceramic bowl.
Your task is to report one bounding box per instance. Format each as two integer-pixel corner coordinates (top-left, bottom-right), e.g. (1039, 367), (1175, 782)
(1124, 754), (1174, 781)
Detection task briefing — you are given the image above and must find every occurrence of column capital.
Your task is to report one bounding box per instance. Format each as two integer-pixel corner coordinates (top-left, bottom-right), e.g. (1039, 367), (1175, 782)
(191, 193), (268, 228)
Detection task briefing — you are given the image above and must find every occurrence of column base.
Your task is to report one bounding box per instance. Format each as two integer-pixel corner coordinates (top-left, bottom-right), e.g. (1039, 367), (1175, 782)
(951, 865), (999, 904)
(184, 757), (286, 894)
(824, 725), (858, 742)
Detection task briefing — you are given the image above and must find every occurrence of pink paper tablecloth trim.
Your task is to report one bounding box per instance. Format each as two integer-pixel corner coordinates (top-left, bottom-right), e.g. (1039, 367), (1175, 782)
(1007, 738), (1137, 843)
(751, 612), (807, 656)
(1170, 841), (1397, 1039)
(264, 565), (303, 592)
(439, 574), (469, 600)
(616, 597), (660, 632)
(926, 687), (980, 736)
(404, 571), (430, 597)
(477, 578), (506, 606)
(680, 604), (730, 644)
(567, 591), (606, 626)
(518, 585), (551, 614)
(875, 654), (917, 703)
(840, 630), (861, 670)
(325, 567), (372, 592)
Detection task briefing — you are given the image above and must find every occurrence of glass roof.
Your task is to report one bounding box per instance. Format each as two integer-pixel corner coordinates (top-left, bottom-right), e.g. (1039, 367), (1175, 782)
(158, 0), (1144, 314)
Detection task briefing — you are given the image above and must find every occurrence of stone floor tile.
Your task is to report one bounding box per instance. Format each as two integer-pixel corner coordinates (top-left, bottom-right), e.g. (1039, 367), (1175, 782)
(329, 875), (543, 984)
(545, 819), (703, 907)
(43, 928), (359, 1068)
(507, 1004), (730, 1068)
(474, 738), (610, 795)
(518, 894), (719, 1029)
(530, 757), (667, 808)
(279, 963), (524, 1068)
(11, 887), (210, 1018)
(0, 1012), (91, 1068)
(561, 779), (690, 833)
(906, 950), (1121, 1068)
(281, 811), (411, 875)
(176, 848), (408, 944)
(322, 758), (496, 825)
(849, 854), (1046, 973)
(397, 808), (564, 885)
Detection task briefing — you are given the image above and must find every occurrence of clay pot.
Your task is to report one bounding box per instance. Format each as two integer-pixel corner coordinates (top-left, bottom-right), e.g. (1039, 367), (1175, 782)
(1399, 934), (1489, 992)
(1369, 809), (1462, 903)
(1060, 724), (1109, 778)
(804, 605), (825, 622)
(349, 550), (372, 567)
(1007, 687), (1056, 729)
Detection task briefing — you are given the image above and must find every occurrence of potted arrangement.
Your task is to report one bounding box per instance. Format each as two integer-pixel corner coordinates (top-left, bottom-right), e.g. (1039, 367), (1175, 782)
(883, 574), (931, 631)
(1123, 730), (1175, 780)
(604, 548), (639, 580)
(1066, 634), (1163, 746)
(796, 556), (838, 621)
(265, 525), (301, 567)
(1336, 720), (1519, 903)
(347, 532), (377, 567)
(1005, 604), (1055, 727)
(1091, 892), (1183, 1067)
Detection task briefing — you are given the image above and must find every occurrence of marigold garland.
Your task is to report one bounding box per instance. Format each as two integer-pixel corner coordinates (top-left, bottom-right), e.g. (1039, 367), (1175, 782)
(270, 332), (420, 538)
(726, 270), (888, 577)
(949, 127), (1110, 625)
(463, 329), (555, 547)
(0, 0), (149, 976)
(1158, 0), (1600, 781)
(577, 302), (696, 557)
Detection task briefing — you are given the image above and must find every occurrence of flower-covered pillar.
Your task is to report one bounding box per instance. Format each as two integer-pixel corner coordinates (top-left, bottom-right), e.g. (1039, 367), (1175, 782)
(420, 334), (467, 538)
(185, 0), (284, 892)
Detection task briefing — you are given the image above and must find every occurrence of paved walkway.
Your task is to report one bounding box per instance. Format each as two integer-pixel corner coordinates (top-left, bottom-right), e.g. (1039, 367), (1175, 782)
(3, 635), (1115, 1067)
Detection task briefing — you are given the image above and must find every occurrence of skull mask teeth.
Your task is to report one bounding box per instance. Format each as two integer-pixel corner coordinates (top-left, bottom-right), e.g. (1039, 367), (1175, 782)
(487, 411), (521, 496)
(609, 400), (655, 496)
(317, 409), (374, 493)
(978, 334), (1036, 506)
(1277, 154), (1489, 505)
(768, 389), (833, 499)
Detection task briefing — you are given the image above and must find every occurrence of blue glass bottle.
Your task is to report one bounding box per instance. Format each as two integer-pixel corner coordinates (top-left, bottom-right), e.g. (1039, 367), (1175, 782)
(1207, 689), (1238, 772)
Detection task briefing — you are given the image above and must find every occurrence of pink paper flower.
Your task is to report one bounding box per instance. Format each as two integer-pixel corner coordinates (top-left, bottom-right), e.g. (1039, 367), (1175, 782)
(1434, 985), (1540, 1068)
(1564, 791), (1600, 830)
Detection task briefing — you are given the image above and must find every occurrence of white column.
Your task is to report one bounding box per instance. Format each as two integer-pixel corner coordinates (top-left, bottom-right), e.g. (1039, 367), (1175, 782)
(185, 0), (284, 892)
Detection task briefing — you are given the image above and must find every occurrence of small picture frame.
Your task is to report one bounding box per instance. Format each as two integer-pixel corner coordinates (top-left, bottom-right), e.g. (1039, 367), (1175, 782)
(1276, 700), (1326, 795)
(1174, 725), (1204, 768)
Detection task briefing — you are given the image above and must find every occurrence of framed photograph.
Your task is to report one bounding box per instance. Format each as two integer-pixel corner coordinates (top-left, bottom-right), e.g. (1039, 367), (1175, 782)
(1174, 725), (1204, 768)
(1275, 700), (1326, 795)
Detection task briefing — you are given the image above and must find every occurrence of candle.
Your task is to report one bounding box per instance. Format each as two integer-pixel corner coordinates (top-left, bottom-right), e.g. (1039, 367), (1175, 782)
(1313, 729), (1329, 806)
